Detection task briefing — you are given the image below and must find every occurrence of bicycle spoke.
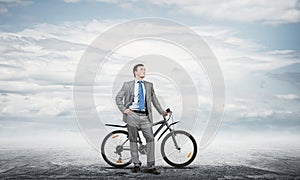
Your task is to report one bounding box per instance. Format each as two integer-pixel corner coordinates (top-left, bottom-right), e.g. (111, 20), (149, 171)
(102, 132), (132, 166)
(161, 131), (197, 167)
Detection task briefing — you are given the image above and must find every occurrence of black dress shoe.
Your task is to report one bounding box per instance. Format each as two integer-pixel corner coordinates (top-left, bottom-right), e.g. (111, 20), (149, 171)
(146, 168), (160, 175)
(131, 166), (140, 173)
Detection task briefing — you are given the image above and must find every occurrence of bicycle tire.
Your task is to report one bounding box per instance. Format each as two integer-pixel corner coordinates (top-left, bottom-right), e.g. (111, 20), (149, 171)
(161, 130), (197, 167)
(101, 130), (132, 168)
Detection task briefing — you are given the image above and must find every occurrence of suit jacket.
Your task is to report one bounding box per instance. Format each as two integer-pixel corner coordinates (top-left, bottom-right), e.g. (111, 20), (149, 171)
(115, 80), (164, 123)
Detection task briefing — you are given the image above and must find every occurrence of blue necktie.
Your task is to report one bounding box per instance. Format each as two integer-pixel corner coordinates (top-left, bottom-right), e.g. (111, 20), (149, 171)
(138, 80), (145, 111)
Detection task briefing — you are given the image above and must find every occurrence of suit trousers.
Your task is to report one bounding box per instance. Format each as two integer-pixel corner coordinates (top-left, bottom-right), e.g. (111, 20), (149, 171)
(127, 112), (155, 168)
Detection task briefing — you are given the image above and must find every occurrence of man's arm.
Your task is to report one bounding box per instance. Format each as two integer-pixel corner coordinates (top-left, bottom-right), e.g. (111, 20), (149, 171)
(151, 83), (166, 116)
(115, 83), (126, 113)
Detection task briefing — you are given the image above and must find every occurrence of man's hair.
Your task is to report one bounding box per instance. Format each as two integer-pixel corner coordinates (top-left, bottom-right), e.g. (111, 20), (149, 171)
(133, 64), (144, 77)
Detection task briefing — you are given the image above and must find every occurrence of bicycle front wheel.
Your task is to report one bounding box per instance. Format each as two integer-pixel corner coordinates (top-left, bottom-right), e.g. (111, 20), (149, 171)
(161, 130), (197, 167)
(101, 130), (131, 168)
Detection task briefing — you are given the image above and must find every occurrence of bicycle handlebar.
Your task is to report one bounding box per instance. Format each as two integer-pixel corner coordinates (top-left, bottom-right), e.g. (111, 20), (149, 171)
(163, 108), (172, 121)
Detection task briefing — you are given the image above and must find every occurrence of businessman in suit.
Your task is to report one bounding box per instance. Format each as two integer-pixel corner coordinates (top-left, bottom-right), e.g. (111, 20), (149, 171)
(115, 64), (167, 174)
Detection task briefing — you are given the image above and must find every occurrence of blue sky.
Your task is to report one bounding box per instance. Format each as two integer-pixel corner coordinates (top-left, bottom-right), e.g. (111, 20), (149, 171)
(0, 0), (300, 145)
(1, 0), (299, 50)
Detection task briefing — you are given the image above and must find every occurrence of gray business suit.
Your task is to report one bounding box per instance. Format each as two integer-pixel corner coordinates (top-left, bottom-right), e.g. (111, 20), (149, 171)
(115, 80), (165, 168)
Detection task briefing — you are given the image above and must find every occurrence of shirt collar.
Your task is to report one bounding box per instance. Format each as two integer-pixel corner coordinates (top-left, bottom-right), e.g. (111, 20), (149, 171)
(134, 79), (144, 83)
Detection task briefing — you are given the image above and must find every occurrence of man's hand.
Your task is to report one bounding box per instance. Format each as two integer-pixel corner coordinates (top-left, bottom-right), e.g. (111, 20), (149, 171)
(162, 111), (168, 117)
(124, 108), (133, 115)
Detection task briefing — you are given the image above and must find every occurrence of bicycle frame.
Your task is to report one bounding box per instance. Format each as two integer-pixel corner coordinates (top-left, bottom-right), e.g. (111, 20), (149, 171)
(105, 111), (181, 150)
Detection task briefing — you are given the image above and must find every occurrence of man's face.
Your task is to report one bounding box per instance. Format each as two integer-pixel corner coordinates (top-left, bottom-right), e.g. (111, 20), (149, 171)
(135, 66), (146, 78)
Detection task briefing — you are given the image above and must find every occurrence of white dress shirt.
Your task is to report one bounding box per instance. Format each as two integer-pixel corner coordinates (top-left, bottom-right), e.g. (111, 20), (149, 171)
(129, 79), (146, 111)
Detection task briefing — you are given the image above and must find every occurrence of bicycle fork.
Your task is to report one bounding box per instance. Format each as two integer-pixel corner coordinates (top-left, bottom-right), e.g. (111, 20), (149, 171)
(166, 121), (181, 150)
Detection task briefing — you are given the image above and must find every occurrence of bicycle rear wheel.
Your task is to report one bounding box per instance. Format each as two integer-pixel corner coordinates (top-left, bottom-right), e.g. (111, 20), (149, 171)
(101, 130), (131, 167)
(161, 130), (197, 167)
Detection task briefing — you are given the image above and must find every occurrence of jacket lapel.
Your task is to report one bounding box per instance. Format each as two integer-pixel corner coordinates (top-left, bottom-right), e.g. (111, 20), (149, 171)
(129, 79), (150, 99)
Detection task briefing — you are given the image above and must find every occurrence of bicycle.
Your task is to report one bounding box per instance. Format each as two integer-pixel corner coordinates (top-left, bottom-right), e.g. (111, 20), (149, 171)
(101, 108), (197, 168)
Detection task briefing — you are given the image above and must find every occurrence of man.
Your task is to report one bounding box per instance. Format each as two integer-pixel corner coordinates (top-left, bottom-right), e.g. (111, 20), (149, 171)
(115, 64), (167, 175)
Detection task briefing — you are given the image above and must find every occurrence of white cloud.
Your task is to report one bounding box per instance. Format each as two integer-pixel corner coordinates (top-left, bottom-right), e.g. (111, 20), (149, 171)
(241, 109), (296, 119)
(191, 25), (299, 80)
(267, 49), (295, 55)
(0, 5), (7, 14)
(64, 0), (81, 3)
(146, 0), (300, 25)
(0, 0), (33, 14)
(241, 109), (274, 118)
(0, 0), (33, 6)
(60, 0), (300, 25)
(1, 18), (299, 136)
(276, 94), (299, 100)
